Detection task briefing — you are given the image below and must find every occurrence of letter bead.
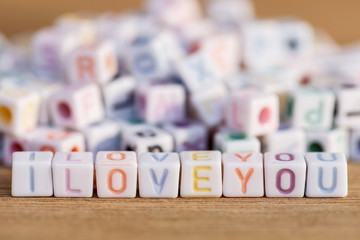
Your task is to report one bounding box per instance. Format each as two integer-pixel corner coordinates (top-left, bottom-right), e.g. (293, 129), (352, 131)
(305, 153), (348, 197)
(12, 151), (54, 197)
(222, 153), (264, 197)
(180, 151), (222, 197)
(139, 152), (180, 198)
(95, 151), (137, 198)
(264, 153), (306, 197)
(52, 152), (94, 197)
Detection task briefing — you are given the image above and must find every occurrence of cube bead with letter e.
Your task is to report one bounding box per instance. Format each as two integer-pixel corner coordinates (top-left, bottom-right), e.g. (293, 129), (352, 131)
(12, 151), (54, 197)
(52, 152), (94, 197)
(264, 153), (306, 197)
(0, 87), (40, 136)
(95, 151), (137, 198)
(139, 152), (180, 198)
(226, 90), (279, 136)
(305, 153), (348, 197)
(66, 40), (117, 85)
(180, 151), (222, 197)
(222, 153), (264, 197)
(49, 83), (104, 130)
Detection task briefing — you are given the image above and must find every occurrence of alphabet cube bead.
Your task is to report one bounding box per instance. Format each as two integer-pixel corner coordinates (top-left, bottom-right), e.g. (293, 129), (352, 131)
(139, 152), (180, 198)
(102, 75), (136, 119)
(12, 151), (54, 197)
(207, 0), (254, 28)
(121, 125), (174, 156)
(200, 33), (241, 80)
(28, 127), (85, 154)
(31, 27), (80, 79)
(242, 20), (283, 71)
(162, 120), (208, 152)
(83, 120), (121, 155)
(214, 131), (260, 153)
(278, 19), (314, 61)
(180, 151), (222, 197)
(49, 83), (105, 130)
(225, 90), (279, 136)
(264, 128), (306, 153)
(3, 133), (33, 167)
(0, 87), (40, 136)
(66, 40), (118, 85)
(190, 83), (227, 127)
(222, 153), (264, 197)
(146, 0), (201, 28)
(127, 35), (172, 82)
(306, 128), (348, 154)
(336, 87), (360, 129)
(264, 153), (306, 197)
(287, 88), (335, 130)
(350, 129), (360, 162)
(52, 152), (94, 197)
(305, 153), (348, 197)
(177, 51), (220, 93)
(95, 151), (137, 198)
(136, 84), (186, 124)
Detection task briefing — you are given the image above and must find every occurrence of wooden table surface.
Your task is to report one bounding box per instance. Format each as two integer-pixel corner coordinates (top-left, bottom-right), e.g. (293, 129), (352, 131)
(0, 164), (359, 240)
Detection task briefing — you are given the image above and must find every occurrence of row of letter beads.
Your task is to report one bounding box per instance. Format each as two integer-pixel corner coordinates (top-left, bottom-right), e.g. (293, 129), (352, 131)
(11, 151), (348, 198)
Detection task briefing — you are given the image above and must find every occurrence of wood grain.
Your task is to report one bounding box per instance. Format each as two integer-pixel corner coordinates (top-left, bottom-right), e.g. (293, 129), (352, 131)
(0, 163), (360, 240)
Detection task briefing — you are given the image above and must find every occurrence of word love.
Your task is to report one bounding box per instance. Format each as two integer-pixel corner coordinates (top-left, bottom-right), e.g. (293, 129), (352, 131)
(11, 151), (348, 198)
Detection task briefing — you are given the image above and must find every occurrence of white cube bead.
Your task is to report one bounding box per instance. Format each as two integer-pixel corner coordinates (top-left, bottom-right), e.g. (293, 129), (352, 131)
(52, 152), (94, 197)
(350, 129), (360, 162)
(180, 151), (222, 197)
(28, 127), (85, 154)
(0, 87), (41, 136)
(288, 89), (335, 130)
(136, 84), (186, 124)
(190, 83), (227, 127)
(305, 153), (348, 197)
(11, 151), (54, 197)
(226, 90), (279, 136)
(121, 125), (174, 156)
(3, 133), (33, 167)
(336, 87), (360, 129)
(102, 76), (136, 119)
(49, 83), (104, 130)
(162, 120), (208, 152)
(265, 128), (306, 153)
(222, 153), (264, 197)
(139, 152), (180, 198)
(95, 151), (137, 198)
(66, 40), (117, 85)
(264, 153), (306, 197)
(306, 129), (348, 154)
(83, 120), (121, 155)
(214, 131), (260, 153)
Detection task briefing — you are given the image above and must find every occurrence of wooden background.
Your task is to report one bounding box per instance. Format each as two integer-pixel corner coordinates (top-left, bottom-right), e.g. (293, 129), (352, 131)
(1, 164), (360, 240)
(1, 1), (360, 239)
(0, 0), (360, 44)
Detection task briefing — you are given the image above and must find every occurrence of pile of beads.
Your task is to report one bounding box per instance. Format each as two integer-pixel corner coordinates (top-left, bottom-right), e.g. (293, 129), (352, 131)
(0, 0), (360, 168)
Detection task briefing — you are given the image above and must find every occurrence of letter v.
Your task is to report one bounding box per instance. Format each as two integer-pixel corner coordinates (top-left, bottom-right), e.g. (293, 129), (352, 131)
(149, 169), (169, 195)
(151, 153), (169, 162)
(234, 153), (252, 162)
